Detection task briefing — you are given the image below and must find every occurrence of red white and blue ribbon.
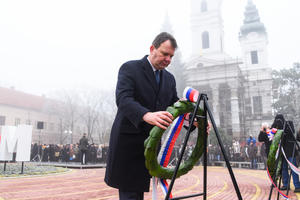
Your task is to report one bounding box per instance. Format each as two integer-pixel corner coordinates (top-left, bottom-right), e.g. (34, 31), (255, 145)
(183, 87), (199, 103)
(152, 114), (187, 199)
(266, 128), (277, 141)
(281, 148), (300, 176)
(266, 167), (290, 199)
(152, 87), (200, 199)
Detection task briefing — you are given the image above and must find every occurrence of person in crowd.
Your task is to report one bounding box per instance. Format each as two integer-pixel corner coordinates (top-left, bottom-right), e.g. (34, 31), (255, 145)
(54, 144), (60, 162)
(248, 141), (257, 169)
(247, 135), (256, 146)
(232, 139), (241, 161)
(79, 133), (89, 165)
(97, 144), (103, 163)
(89, 143), (97, 164)
(73, 143), (80, 162)
(104, 32), (179, 200)
(258, 122), (271, 170)
(258, 122), (271, 157)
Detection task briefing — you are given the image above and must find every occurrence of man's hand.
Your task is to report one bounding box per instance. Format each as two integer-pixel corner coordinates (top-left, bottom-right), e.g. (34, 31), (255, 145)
(185, 114), (211, 135)
(194, 120), (211, 135)
(143, 111), (173, 130)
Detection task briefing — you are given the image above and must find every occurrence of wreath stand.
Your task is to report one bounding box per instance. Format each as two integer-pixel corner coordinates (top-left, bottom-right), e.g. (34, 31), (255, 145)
(164, 93), (243, 200)
(268, 121), (300, 200)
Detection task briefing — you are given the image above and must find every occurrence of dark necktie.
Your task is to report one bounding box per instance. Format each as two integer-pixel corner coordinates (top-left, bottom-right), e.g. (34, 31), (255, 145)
(155, 70), (160, 85)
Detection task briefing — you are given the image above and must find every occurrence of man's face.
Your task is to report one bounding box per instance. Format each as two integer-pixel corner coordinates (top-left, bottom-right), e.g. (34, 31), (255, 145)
(149, 40), (175, 70)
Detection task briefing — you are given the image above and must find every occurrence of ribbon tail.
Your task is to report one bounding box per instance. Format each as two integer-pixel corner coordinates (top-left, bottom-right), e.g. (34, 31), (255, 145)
(266, 167), (290, 199)
(152, 176), (158, 200)
(281, 148), (300, 176)
(159, 178), (173, 199)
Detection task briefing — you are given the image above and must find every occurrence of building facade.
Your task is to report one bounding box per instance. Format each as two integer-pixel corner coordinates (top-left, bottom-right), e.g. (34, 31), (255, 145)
(0, 87), (85, 144)
(185, 0), (273, 140)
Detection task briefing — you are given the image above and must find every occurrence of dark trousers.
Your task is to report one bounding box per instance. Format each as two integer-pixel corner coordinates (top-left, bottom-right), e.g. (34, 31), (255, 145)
(118, 190), (144, 200)
(81, 150), (87, 164)
(282, 157), (300, 188)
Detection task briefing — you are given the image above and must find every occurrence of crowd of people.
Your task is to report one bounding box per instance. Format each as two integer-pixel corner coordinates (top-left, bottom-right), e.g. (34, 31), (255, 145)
(30, 142), (108, 164)
(165, 136), (264, 170)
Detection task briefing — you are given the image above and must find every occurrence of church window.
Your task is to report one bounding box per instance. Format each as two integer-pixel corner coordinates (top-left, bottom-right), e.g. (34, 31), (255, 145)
(0, 116), (5, 125)
(49, 123), (55, 131)
(253, 96), (262, 114)
(225, 99), (231, 112)
(251, 51), (258, 64)
(15, 118), (21, 126)
(246, 106), (252, 115)
(26, 119), (31, 125)
(202, 31), (209, 49)
(201, 0), (207, 12)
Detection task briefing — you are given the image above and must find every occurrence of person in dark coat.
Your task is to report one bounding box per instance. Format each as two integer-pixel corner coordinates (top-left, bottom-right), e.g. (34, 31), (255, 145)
(79, 133), (89, 165)
(258, 122), (271, 157)
(104, 32), (179, 200)
(280, 120), (300, 192)
(248, 141), (257, 169)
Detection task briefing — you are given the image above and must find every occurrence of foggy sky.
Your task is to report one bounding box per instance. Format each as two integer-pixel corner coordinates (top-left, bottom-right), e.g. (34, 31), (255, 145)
(0, 0), (299, 96)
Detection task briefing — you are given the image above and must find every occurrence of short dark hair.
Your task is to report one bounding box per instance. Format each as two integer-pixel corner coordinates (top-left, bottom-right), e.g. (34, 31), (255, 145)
(152, 32), (177, 49)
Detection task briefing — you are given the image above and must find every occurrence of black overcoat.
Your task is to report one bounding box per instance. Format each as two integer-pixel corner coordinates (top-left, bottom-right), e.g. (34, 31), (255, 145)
(104, 55), (178, 192)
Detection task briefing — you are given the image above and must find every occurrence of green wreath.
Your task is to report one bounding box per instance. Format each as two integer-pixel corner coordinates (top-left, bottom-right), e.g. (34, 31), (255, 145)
(267, 129), (283, 179)
(144, 101), (206, 179)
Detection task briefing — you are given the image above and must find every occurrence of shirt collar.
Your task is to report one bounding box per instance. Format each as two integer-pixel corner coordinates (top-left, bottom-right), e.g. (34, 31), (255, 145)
(147, 56), (158, 72)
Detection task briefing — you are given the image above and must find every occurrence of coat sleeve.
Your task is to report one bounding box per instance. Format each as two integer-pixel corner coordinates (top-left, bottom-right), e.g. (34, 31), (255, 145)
(115, 62), (149, 128)
(258, 131), (268, 143)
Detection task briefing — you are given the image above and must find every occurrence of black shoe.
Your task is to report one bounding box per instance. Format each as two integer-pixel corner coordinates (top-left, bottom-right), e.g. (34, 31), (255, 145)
(294, 188), (300, 193)
(280, 186), (287, 190)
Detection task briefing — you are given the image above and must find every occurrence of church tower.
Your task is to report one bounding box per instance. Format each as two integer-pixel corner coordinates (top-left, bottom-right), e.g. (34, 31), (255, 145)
(190, 0), (224, 56)
(239, 0), (273, 136)
(239, 0), (268, 70)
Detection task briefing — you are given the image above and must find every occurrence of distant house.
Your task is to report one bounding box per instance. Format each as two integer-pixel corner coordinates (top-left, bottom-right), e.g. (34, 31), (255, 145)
(0, 86), (84, 144)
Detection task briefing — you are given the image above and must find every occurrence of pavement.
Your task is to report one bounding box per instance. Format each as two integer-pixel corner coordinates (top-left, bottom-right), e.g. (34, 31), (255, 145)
(1, 166), (300, 200)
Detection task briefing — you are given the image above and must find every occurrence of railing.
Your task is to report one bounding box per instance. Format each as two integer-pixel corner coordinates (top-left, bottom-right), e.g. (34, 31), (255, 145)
(210, 161), (265, 169)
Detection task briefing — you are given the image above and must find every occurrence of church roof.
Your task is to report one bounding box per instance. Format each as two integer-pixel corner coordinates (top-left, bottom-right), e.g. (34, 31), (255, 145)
(240, 0), (266, 36)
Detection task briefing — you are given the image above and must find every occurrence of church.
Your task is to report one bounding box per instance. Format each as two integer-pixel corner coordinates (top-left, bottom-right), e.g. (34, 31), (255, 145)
(183, 0), (273, 140)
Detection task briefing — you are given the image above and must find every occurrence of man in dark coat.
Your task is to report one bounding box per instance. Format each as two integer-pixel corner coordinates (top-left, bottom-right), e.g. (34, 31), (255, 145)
(104, 32), (179, 200)
(79, 133), (89, 165)
(280, 120), (300, 192)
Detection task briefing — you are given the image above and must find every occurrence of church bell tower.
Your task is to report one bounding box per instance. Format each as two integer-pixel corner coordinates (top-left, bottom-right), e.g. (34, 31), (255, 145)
(190, 0), (224, 56)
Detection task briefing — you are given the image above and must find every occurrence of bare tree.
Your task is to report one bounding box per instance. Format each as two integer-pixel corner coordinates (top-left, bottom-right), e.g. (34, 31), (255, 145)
(48, 89), (81, 144)
(94, 90), (116, 145)
(77, 88), (106, 143)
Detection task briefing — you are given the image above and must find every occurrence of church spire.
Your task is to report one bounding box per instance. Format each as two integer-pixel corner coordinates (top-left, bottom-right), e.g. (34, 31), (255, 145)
(160, 12), (174, 34)
(240, 0), (266, 36)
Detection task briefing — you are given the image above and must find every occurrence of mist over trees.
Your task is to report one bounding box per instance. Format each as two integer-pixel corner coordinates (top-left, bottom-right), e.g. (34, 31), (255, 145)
(272, 62), (300, 126)
(48, 88), (116, 145)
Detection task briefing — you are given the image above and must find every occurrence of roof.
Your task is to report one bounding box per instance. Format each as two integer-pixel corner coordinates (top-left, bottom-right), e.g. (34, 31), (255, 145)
(0, 87), (46, 111)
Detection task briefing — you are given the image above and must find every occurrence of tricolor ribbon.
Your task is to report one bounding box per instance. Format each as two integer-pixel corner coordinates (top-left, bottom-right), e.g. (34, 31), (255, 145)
(183, 87), (199, 103)
(152, 87), (200, 199)
(152, 114), (187, 199)
(267, 128), (277, 141)
(266, 167), (290, 199)
(281, 148), (300, 176)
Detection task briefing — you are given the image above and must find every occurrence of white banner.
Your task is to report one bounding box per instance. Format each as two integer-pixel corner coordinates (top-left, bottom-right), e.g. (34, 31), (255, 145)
(0, 125), (33, 162)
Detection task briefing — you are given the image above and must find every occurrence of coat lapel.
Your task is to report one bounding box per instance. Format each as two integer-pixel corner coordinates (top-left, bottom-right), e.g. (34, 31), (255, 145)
(141, 56), (159, 93)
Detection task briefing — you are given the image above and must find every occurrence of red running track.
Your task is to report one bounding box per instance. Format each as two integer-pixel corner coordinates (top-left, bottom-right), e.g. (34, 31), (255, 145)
(0, 166), (300, 200)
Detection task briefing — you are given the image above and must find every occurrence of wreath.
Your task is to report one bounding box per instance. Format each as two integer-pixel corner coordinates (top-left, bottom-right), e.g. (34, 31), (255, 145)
(267, 129), (283, 179)
(144, 101), (206, 179)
